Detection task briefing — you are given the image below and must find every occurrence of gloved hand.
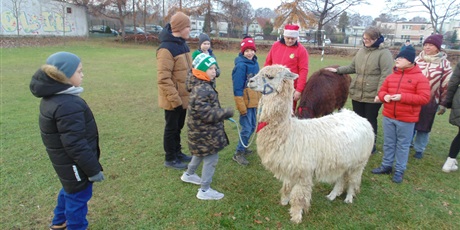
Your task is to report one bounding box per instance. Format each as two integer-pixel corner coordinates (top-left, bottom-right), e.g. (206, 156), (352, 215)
(174, 105), (183, 112)
(437, 105), (447, 115)
(89, 171), (105, 182)
(223, 107), (234, 119)
(234, 96), (247, 115)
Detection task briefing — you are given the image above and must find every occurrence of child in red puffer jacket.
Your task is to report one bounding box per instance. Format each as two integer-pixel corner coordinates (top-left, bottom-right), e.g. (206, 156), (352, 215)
(371, 46), (430, 183)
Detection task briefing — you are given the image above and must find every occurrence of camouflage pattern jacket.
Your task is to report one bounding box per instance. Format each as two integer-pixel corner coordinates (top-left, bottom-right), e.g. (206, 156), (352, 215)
(186, 75), (232, 156)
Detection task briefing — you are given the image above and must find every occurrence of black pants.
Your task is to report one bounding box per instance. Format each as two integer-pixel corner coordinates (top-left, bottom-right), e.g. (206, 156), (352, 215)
(352, 100), (382, 139)
(163, 108), (186, 162)
(449, 127), (460, 158)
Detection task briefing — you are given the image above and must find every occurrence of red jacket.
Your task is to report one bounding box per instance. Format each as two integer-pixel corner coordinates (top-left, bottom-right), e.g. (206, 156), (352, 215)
(264, 40), (309, 93)
(378, 65), (430, 122)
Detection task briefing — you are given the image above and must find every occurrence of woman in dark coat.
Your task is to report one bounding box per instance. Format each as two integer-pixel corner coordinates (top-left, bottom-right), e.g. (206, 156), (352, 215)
(441, 62), (460, 172)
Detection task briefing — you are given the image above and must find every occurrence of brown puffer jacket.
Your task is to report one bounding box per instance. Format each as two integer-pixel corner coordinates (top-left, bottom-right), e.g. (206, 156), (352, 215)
(156, 23), (193, 110)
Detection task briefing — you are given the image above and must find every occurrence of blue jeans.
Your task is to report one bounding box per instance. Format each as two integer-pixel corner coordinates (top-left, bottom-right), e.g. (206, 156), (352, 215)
(413, 130), (430, 153)
(236, 108), (257, 152)
(381, 116), (415, 172)
(52, 183), (93, 230)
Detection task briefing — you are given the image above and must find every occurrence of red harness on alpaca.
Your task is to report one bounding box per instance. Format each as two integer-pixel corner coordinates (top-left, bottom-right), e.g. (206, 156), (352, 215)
(256, 122), (268, 133)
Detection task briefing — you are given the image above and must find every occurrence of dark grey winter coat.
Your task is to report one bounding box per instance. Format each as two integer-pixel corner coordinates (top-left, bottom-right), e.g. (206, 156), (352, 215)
(30, 65), (102, 194)
(186, 75), (233, 156)
(443, 62), (460, 127)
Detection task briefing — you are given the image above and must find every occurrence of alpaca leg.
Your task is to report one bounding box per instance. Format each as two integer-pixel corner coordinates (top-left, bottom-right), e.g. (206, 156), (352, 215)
(326, 176), (345, 201)
(280, 180), (291, 206)
(289, 180), (312, 224)
(344, 166), (365, 203)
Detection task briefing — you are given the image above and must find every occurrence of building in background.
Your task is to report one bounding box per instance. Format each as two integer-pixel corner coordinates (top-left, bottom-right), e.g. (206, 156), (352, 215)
(1, 0), (88, 36)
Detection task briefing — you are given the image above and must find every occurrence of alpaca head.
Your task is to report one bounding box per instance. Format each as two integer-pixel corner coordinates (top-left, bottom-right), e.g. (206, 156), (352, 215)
(247, 65), (298, 95)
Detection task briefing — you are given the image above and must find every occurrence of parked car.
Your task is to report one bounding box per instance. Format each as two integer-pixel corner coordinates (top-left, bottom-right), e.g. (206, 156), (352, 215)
(254, 35), (264, 40)
(308, 39), (317, 44)
(145, 25), (163, 34)
(189, 30), (201, 38)
(124, 27), (147, 35)
(298, 37), (308, 43)
(324, 38), (331, 45)
(90, 26), (119, 36)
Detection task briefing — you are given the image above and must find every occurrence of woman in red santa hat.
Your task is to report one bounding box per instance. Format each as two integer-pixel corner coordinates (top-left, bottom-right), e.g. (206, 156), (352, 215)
(264, 24), (309, 111)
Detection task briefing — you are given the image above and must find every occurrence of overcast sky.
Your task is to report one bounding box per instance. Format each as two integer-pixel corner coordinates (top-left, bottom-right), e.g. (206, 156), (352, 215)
(247, 0), (428, 19)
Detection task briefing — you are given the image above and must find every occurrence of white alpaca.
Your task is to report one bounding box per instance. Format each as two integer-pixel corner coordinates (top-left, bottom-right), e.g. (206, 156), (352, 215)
(248, 65), (374, 224)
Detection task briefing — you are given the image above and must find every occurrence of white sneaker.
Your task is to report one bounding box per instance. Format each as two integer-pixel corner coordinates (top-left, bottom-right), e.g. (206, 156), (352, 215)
(181, 172), (201, 185)
(196, 188), (224, 200)
(442, 157), (458, 173)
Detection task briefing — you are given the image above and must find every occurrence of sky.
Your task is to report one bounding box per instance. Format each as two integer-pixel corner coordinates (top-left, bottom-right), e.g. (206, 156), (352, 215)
(248, 0), (426, 19)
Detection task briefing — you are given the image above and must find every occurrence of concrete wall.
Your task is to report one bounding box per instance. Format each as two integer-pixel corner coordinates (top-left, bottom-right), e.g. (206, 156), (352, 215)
(1, 0), (88, 36)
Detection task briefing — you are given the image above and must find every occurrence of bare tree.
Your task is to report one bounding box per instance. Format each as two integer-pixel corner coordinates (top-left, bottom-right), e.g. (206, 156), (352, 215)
(306, 0), (367, 44)
(388, 0), (460, 33)
(255, 7), (276, 19)
(219, 0), (251, 37)
(10, 0), (25, 36)
(274, 0), (317, 30)
(87, 0), (131, 38)
(274, 0), (367, 44)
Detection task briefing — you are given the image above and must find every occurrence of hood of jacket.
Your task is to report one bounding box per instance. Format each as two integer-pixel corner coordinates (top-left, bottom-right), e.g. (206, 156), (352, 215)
(30, 65), (72, 98)
(159, 23), (186, 44)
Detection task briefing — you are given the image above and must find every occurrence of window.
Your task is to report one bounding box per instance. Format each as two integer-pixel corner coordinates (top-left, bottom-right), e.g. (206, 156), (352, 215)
(402, 25), (412, 30)
(421, 26), (425, 30)
(66, 7), (72, 14)
(400, 35), (410, 39)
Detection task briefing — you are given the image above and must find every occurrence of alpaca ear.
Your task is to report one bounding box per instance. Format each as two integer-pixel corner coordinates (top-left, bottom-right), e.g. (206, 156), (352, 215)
(286, 71), (299, 80)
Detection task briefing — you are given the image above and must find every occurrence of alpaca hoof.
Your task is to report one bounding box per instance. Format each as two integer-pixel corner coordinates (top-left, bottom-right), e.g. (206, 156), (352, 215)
(344, 196), (353, 203)
(326, 193), (337, 201)
(281, 198), (290, 206)
(290, 215), (302, 224)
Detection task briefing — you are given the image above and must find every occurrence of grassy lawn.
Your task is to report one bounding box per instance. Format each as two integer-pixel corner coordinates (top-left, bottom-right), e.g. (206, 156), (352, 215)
(1, 38), (458, 229)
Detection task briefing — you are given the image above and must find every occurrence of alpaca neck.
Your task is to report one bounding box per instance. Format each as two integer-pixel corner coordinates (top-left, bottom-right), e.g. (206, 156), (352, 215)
(258, 81), (294, 124)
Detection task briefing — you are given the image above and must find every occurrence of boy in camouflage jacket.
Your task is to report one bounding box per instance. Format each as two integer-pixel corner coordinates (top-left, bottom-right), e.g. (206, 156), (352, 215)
(181, 53), (234, 200)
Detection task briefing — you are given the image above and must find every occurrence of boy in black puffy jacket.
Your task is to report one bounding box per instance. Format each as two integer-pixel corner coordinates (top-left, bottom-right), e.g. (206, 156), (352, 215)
(30, 52), (104, 230)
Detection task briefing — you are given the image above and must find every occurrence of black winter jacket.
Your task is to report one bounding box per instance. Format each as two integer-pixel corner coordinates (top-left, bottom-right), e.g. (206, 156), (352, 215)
(30, 65), (102, 194)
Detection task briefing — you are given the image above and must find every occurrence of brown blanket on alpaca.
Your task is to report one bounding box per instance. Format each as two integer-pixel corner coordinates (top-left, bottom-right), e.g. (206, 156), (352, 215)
(296, 66), (351, 118)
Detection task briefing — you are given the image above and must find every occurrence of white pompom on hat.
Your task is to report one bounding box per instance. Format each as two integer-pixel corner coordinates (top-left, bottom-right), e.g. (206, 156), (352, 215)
(283, 24), (300, 38)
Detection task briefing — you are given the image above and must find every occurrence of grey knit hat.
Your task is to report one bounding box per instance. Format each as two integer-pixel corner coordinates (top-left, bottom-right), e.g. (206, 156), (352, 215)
(46, 52), (81, 78)
(198, 33), (210, 48)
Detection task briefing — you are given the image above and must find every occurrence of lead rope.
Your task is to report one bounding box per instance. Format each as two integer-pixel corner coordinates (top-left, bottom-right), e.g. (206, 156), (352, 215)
(227, 118), (256, 148)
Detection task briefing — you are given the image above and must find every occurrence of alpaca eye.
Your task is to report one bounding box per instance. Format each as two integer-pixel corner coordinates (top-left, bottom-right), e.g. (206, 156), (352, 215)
(266, 75), (274, 80)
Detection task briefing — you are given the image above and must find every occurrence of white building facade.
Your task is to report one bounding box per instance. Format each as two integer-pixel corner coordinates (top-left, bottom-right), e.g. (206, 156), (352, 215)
(1, 0), (88, 36)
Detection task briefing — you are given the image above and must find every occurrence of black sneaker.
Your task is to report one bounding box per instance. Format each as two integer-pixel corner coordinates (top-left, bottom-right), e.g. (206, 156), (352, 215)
(164, 160), (187, 170)
(392, 171), (404, 183)
(49, 222), (66, 230)
(244, 149), (253, 155)
(414, 152), (423, 159)
(371, 166), (392, 174)
(177, 152), (192, 162)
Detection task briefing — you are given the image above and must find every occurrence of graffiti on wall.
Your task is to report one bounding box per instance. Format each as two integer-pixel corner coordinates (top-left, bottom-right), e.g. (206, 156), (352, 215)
(1, 0), (86, 36)
(2, 10), (74, 34)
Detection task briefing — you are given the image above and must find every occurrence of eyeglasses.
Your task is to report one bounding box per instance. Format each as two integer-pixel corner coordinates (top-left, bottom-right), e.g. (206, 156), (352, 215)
(362, 37), (374, 42)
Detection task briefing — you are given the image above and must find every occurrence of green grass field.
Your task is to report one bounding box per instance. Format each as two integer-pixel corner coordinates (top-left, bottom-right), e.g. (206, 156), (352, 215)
(1, 39), (458, 229)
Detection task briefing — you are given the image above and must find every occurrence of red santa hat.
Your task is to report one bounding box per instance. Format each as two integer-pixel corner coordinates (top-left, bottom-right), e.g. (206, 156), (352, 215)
(283, 24), (300, 38)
